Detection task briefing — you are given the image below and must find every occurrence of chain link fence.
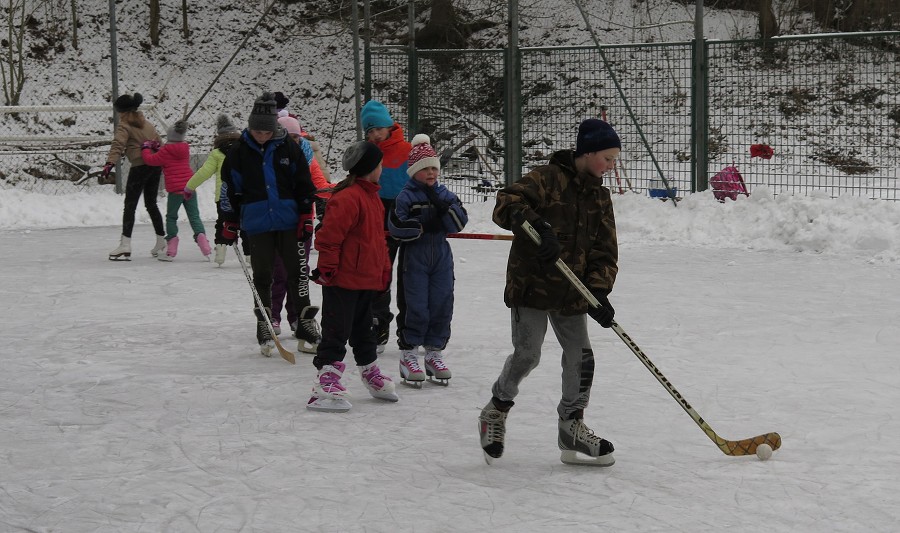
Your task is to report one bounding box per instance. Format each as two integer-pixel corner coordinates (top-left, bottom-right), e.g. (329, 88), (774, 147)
(368, 31), (900, 202)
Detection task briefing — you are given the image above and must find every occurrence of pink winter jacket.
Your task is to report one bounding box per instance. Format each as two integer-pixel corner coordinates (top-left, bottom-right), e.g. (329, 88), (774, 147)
(141, 142), (193, 193)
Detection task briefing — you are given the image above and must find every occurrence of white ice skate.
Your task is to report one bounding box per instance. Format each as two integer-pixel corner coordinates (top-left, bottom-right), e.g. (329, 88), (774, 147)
(359, 362), (399, 402)
(424, 349), (451, 386)
(108, 235), (131, 261)
(558, 418), (615, 467)
(478, 400), (510, 465)
(150, 235), (166, 258)
(307, 361), (352, 412)
(399, 350), (426, 388)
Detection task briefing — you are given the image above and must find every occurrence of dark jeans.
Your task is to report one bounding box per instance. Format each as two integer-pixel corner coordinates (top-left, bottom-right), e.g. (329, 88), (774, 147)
(121, 165), (164, 238)
(314, 286), (378, 369)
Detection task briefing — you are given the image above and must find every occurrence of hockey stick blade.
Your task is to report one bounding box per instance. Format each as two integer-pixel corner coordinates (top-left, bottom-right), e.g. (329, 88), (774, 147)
(519, 220), (781, 456)
(234, 245), (296, 364)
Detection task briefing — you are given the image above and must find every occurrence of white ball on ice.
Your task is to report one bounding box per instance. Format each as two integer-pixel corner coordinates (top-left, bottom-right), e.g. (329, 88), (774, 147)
(756, 443), (773, 461)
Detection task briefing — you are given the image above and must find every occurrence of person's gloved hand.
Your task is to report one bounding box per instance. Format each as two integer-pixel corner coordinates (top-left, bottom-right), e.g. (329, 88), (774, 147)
(222, 221), (240, 245)
(141, 140), (160, 152)
(587, 290), (615, 328)
(534, 219), (561, 264)
(424, 185), (450, 213)
(101, 162), (114, 179)
(182, 187), (194, 201)
(297, 212), (315, 242)
(310, 268), (335, 286)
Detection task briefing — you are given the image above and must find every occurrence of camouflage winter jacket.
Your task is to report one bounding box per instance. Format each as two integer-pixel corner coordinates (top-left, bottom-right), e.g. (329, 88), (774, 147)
(493, 149), (618, 315)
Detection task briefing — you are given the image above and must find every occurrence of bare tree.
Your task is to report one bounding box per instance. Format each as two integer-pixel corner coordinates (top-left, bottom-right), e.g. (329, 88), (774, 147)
(71, 0), (78, 49)
(2, 0), (31, 105)
(182, 0), (189, 39)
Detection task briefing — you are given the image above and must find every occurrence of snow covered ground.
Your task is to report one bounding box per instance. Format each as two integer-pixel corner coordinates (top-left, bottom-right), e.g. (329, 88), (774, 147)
(1, 190), (899, 531)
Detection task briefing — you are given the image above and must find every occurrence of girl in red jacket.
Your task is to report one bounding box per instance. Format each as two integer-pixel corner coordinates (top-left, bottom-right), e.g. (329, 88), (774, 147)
(307, 141), (397, 412)
(141, 120), (211, 261)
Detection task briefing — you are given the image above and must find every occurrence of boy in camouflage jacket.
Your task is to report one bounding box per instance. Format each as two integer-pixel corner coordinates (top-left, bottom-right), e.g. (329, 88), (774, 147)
(478, 118), (621, 467)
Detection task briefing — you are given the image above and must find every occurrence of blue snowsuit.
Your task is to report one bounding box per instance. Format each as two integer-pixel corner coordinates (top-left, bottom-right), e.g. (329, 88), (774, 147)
(388, 180), (468, 350)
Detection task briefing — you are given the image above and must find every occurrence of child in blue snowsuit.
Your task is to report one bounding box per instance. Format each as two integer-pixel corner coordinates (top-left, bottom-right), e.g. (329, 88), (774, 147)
(388, 134), (468, 386)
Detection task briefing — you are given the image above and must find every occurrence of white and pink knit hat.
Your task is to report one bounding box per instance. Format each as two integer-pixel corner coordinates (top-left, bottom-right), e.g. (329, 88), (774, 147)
(407, 134), (440, 177)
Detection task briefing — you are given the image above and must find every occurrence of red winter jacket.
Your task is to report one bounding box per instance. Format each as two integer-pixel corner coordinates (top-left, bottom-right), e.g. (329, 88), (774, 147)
(142, 142), (194, 193)
(314, 178), (391, 291)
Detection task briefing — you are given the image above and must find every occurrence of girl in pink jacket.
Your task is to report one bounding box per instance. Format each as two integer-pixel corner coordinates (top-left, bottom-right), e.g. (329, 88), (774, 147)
(141, 120), (211, 261)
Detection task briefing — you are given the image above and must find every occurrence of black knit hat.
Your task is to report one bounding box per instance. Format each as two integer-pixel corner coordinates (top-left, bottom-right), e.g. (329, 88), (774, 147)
(342, 141), (383, 176)
(113, 92), (143, 113)
(248, 92), (278, 132)
(574, 119), (621, 157)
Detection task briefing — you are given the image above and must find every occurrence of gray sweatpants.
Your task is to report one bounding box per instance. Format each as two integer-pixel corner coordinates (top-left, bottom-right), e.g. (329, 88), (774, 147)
(491, 307), (595, 420)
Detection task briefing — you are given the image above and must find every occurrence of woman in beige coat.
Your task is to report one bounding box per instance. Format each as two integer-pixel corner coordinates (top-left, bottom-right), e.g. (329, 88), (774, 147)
(103, 92), (166, 261)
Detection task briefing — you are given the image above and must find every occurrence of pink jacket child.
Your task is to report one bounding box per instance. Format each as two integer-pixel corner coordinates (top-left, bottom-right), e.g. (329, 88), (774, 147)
(141, 120), (211, 262)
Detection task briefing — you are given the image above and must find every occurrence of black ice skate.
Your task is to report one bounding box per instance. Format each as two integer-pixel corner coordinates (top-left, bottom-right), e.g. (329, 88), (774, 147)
(558, 417), (615, 467)
(295, 305), (321, 354)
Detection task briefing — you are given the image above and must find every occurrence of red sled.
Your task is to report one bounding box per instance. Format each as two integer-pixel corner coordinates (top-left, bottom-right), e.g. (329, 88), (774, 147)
(710, 166), (749, 202)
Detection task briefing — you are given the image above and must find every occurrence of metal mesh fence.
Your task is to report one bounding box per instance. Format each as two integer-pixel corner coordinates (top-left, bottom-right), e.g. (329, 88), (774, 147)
(707, 33), (900, 200)
(369, 31), (900, 202)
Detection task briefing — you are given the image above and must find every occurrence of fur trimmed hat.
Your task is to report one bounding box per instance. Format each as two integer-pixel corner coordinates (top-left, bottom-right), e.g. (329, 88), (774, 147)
(342, 141), (383, 177)
(574, 119), (621, 157)
(360, 100), (394, 132)
(247, 92), (278, 132)
(167, 119), (189, 143)
(407, 134), (440, 177)
(113, 92), (143, 113)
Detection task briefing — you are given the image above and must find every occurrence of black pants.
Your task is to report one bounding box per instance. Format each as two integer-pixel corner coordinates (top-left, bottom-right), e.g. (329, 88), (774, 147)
(246, 230), (311, 320)
(122, 165), (164, 238)
(314, 286), (377, 369)
(372, 198), (399, 331)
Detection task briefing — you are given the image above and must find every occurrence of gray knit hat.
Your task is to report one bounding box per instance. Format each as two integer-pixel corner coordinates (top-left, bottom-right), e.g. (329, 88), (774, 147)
(216, 114), (240, 136)
(167, 120), (189, 143)
(247, 92), (278, 132)
(342, 141), (383, 176)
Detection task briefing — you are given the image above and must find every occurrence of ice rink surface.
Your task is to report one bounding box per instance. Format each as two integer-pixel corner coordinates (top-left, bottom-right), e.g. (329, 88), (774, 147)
(1, 222), (898, 532)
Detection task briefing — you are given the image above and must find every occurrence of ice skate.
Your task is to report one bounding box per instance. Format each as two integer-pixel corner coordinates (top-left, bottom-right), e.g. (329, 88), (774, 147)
(307, 361), (352, 412)
(399, 349), (426, 388)
(150, 235), (166, 258)
(213, 244), (227, 266)
(272, 320), (282, 336)
(424, 349), (451, 386)
(295, 306), (321, 354)
(255, 307), (275, 357)
(158, 236), (178, 262)
(373, 318), (389, 354)
(478, 399), (513, 465)
(108, 235), (131, 261)
(196, 233), (212, 261)
(558, 417), (615, 467)
(359, 362), (399, 402)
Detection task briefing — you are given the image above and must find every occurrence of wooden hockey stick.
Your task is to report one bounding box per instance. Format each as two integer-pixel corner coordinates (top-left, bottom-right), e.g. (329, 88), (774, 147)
(233, 244), (296, 364)
(521, 220), (782, 456)
(447, 232), (513, 241)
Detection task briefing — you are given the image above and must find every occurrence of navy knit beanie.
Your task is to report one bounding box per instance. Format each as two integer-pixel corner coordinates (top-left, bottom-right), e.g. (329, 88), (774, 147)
(575, 119), (621, 157)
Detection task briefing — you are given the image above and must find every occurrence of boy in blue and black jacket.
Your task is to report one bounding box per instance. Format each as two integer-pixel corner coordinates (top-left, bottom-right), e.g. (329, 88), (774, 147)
(219, 92), (321, 357)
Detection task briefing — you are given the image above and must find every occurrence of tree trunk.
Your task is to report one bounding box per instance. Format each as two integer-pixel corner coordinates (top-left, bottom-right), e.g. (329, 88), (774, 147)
(150, 0), (160, 46)
(415, 0), (466, 49)
(759, 0), (778, 39)
(71, 0), (78, 49)
(182, 0), (189, 40)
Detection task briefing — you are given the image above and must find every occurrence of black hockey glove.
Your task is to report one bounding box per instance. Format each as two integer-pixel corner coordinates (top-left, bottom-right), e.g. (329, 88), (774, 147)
(587, 290), (615, 328)
(534, 219), (561, 264)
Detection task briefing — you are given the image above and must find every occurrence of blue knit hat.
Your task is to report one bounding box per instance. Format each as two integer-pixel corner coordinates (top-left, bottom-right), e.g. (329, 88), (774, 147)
(574, 119), (621, 157)
(360, 100), (394, 132)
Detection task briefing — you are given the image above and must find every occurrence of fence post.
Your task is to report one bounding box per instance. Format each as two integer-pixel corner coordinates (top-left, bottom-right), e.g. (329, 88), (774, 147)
(504, 0), (522, 185)
(407, 2), (418, 135)
(691, 0), (708, 193)
(352, 0), (363, 139)
(363, 0), (371, 104)
(108, 0), (122, 193)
